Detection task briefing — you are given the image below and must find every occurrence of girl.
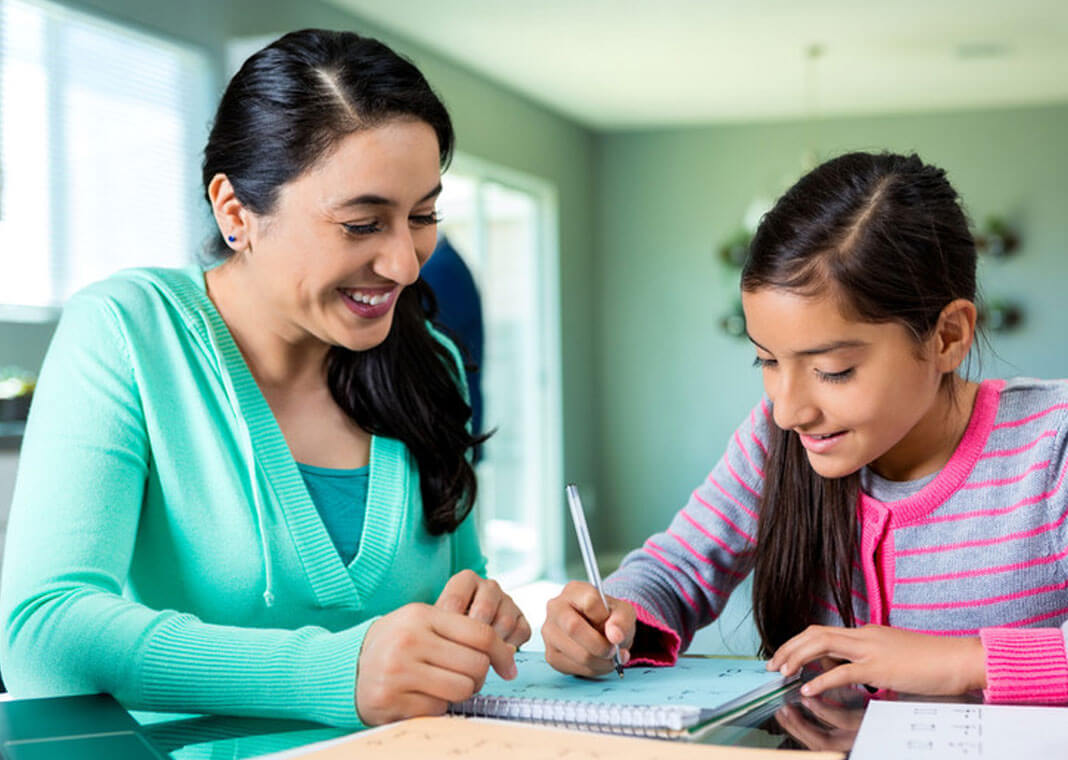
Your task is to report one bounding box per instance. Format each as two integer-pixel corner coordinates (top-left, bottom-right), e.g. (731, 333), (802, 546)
(0, 29), (528, 729)
(542, 152), (1068, 703)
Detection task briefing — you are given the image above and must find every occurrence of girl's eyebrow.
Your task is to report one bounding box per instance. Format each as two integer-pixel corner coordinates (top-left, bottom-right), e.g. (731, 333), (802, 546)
(747, 336), (869, 357)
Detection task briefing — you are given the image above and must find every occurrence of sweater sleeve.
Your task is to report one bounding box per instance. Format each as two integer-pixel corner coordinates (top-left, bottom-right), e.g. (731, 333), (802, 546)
(603, 400), (770, 664)
(0, 292), (368, 729)
(979, 400), (1068, 704)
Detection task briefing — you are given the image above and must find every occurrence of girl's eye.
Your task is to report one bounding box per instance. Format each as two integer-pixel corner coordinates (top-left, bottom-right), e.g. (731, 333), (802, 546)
(752, 357), (777, 369)
(817, 368), (855, 383)
(410, 212), (441, 227)
(341, 221), (381, 235)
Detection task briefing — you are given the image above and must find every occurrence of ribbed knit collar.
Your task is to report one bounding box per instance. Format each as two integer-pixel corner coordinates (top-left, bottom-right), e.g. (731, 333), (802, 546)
(128, 266), (408, 609)
(861, 378), (1005, 527)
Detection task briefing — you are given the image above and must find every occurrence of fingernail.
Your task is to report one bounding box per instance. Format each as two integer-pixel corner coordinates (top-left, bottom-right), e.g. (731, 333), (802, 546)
(801, 684), (811, 695)
(780, 666), (790, 676)
(620, 649), (630, 665)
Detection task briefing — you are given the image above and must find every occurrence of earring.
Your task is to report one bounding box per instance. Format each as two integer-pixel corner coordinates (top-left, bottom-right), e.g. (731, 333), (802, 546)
(227, 235), (236, 243)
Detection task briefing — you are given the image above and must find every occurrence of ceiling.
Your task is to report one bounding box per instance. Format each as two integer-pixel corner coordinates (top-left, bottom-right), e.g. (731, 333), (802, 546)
(327, 0), (1068, 130)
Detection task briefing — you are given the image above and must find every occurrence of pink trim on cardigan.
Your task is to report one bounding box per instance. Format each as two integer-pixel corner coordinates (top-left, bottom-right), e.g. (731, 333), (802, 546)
(980, 627), (1068, 704)
(628, 601), (681, 666)
(860, 379), (1004, 529)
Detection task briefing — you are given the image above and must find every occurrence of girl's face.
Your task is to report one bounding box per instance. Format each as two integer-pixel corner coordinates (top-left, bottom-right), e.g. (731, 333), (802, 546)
(242, 118), (442, 353)
(741, 286), (952, 481)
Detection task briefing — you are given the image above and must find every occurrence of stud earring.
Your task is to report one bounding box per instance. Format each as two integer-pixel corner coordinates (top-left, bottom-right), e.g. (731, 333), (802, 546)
(227, 235), (236, 243)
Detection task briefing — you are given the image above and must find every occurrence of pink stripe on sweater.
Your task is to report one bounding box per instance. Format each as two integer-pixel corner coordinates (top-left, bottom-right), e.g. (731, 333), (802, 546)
(992, 402), (1068, 430)
(750, 409), (768, 456)
(897, 545), (1068, 584)
(680, 511), (744, 558)
(895, 578), (1068, 611)
(704, 475), (759, 526)
(897, 489), (1068, 556)
(907, 605), (1068, 636)
(666, 529), (744, 578)
(639, 544), (698, 607)
(961, 459), (1050, 490)
(980, 430), (1057, 459)
(760, 398), (771, 421)
(726, 457), (761, 499)
(696, 486), (756, 546)
(645, 540), (728, 598)
(733, 429), (765, 479)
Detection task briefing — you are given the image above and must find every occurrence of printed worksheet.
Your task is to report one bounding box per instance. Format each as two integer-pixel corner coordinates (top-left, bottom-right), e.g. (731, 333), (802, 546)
(851, 700), (1068, 759)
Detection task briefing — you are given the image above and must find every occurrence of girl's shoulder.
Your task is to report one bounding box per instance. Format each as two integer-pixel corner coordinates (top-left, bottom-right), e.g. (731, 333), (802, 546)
(996, 377), (1068, 423)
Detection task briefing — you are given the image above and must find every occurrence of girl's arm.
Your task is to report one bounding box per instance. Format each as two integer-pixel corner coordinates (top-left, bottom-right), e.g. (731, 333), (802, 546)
(601, 401), (770, 663)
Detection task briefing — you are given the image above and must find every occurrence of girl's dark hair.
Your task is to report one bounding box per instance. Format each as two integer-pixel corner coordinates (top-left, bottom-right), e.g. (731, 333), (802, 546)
(742, 152), (978, 655)
(202, 29), (483, 535)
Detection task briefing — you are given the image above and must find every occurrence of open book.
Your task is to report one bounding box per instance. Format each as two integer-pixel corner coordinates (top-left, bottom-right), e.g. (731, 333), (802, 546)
(448, 652), (796, 739)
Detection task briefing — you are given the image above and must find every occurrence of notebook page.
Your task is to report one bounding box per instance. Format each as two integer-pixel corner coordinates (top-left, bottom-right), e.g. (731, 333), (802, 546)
(466, 652), (785, 709)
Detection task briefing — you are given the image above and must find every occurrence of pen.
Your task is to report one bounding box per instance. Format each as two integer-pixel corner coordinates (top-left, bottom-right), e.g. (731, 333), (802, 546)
(565, 483), (624, 678)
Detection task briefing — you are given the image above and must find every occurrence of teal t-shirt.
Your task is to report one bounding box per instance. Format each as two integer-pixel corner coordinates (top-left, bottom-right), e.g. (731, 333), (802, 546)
(296, 463), (369, 566)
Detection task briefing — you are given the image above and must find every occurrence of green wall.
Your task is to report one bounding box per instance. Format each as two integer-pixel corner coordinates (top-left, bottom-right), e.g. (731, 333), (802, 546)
(595, 103), (1068, 555)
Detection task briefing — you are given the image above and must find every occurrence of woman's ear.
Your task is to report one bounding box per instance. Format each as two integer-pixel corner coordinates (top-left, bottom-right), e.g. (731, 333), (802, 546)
(933, 298), (978, 373)
(208, 173), (250, 252)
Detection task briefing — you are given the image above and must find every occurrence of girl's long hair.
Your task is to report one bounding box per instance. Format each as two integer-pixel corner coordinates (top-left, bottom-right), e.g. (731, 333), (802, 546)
(202, 29), (484, 534)
(743, 152), (978, 654)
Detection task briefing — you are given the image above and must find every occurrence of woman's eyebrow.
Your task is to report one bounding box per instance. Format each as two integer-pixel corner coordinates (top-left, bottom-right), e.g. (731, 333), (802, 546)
(333, 182), (442, 210)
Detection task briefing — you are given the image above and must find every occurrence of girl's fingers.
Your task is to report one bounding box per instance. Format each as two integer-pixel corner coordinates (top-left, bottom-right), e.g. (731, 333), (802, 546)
(429, 608), (517, 680)
(772, 627), (863, 677)
(544, 641), (612, 678)
(541, 618), (616, 673)
(800, 661), (864, 697)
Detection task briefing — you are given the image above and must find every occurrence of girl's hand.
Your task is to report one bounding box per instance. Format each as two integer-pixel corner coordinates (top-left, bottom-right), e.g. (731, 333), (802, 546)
(542, 581), (636, 676)
(768, 624), (987, 697)
(356, 602), (518, 726)
(434, 569), (532, 648)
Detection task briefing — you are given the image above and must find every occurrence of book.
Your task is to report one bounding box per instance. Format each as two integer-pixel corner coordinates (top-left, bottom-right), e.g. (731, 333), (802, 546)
(447, 652), (795, 739)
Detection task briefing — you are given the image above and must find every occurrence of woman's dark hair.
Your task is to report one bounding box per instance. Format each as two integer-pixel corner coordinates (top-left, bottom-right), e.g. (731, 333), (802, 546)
(742, 152), (978, 655)
(202, 29), (483, 535)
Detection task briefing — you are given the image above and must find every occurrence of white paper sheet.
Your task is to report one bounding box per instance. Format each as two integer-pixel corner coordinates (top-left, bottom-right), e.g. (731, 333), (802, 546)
(851, 700), (1068, 759)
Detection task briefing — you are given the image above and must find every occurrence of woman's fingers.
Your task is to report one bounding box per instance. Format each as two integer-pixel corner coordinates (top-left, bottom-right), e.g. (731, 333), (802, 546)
(435, 569), (480, 614)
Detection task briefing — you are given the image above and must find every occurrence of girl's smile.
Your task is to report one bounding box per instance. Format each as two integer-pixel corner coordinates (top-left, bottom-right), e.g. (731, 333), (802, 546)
(742, 286), (977, 482)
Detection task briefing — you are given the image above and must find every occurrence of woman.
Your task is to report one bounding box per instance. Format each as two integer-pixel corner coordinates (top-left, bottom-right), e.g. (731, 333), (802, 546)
(1, 29), (528, 729)
(542, 152), (1068, 704)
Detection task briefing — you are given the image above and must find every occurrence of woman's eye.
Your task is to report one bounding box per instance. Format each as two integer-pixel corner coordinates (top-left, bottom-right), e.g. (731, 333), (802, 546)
(410, 212), (441, 227)
(752, 357), (777, 369)
(817, 368), (855, 383)
(341, 221), (382, 235)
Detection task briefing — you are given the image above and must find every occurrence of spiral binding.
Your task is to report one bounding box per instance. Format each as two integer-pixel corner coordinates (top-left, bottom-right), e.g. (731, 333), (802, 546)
(449, 695), (702, 738)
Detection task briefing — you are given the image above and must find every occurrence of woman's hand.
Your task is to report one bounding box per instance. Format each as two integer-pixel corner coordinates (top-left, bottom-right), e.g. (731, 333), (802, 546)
(434, 569), (532, 648)
(356, 602), (518, 726)
(768, 624), (987, 697)
(541, 581), (636, 676)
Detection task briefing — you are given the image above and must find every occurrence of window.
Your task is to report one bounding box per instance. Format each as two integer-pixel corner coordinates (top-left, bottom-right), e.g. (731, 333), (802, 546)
(436, 156), (564, 587)
(0, 0), (212, 314)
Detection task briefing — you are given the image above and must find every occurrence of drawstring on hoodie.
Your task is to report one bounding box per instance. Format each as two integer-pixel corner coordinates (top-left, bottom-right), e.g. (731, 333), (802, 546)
(199, 311), (277, 608)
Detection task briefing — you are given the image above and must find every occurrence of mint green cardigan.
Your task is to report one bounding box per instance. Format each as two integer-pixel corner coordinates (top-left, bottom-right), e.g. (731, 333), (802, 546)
(0, 266), (485, 728)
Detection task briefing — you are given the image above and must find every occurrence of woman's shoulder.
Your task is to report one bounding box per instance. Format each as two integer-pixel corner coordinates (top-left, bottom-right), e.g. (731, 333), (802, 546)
(67, 265), (204, 318)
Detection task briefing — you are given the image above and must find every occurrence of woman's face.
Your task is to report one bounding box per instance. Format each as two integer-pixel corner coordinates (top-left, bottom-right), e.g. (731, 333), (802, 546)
(741, 286), (950, 481)
(243, 118), (442, 353)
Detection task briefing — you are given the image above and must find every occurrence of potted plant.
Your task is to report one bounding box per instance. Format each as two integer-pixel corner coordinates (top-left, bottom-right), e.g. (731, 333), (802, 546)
(0, 367), (36, 422)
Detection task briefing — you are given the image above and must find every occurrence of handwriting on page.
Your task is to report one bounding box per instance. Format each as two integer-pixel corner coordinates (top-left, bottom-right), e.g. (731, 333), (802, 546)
(851, 701), (1068, 760)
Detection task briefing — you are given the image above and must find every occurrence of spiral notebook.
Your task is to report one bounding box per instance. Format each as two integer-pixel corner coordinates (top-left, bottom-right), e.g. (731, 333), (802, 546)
(448, 652), (795, 739)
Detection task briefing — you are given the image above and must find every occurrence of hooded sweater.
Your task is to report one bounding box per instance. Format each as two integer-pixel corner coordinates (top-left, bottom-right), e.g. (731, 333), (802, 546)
(605, 378), (1068, 704)
(0, 266), (485, 729)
